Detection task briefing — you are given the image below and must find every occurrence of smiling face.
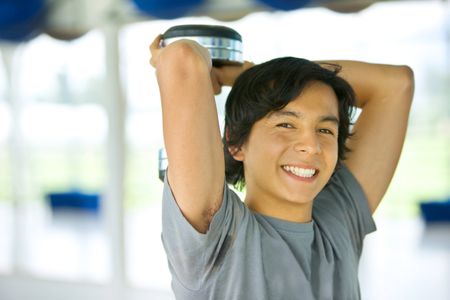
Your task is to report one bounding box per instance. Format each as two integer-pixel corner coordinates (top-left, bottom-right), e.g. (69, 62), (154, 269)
(232, 81), (340, 222)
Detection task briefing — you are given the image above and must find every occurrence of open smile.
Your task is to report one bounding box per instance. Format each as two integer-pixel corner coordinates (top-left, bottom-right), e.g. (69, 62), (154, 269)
(281, 165), (319, 180)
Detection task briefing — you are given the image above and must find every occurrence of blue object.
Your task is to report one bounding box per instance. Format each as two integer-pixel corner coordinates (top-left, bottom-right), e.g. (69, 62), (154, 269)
(420, 199), (450, 223)
(257, 0), (310, 11)
(132, 0), (205, 19)
(46, 191), (101, 213)
(0, 0), (46, 42)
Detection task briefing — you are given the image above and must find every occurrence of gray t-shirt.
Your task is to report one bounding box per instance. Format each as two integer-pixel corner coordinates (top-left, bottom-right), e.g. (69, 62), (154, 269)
(161, 164), (376, 300)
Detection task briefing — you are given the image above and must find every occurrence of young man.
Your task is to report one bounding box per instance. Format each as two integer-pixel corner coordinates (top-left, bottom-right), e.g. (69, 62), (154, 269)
(150, 34), (414, 299)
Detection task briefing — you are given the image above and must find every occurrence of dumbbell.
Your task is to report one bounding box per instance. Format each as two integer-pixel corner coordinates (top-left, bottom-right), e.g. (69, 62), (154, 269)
(161, 24), (243, 67)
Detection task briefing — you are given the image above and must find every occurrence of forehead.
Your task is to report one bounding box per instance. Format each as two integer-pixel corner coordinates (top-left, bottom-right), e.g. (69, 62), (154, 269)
(274, 81), (339, 118)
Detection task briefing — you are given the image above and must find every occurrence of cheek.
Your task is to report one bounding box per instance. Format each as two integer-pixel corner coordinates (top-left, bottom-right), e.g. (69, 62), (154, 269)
(268, 130), (300, 148)
(262, 134), (292, 160)
(251, 130), (287, 152)
(325, 142), (338, 168)
(321, 139), (339, 164)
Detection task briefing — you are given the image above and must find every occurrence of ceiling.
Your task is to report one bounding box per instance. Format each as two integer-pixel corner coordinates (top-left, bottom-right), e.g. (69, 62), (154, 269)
(0, 0), (428, 42)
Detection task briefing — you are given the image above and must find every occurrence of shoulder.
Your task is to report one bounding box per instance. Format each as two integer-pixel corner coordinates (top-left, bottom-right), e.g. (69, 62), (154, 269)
(313, 163), (376, 250)
(162, 176), (259, 291)
(316, 163), (367, 203)
(162, 175), (250, 243)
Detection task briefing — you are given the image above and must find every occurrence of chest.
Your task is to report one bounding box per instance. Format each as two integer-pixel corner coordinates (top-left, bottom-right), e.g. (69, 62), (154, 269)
(219, 225), (360, 300)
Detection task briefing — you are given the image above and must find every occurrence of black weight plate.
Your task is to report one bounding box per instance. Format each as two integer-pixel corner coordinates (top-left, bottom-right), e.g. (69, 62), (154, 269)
(163, 24), (242, 41)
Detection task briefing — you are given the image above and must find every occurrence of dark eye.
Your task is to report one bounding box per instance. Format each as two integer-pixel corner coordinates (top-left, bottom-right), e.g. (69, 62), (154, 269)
(319, 128), (335, 135)
(277, 123), (294, 129)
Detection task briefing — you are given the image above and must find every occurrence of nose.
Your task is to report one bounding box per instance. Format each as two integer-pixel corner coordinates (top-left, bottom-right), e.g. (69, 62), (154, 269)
(293, 131), (321, 154)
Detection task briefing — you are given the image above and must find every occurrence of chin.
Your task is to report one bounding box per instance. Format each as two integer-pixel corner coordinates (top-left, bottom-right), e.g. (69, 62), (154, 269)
(285, 192), (317, 205)
(284, 181), (324, 200)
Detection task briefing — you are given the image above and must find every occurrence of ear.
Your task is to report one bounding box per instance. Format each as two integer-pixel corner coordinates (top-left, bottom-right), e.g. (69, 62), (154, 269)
(228, 146), (245, 161)
(225, 127), (245, 161)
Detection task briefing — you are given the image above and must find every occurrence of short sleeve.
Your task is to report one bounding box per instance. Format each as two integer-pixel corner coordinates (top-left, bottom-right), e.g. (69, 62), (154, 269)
(161, 173), (245, 291)
(313, 164), (377, 255)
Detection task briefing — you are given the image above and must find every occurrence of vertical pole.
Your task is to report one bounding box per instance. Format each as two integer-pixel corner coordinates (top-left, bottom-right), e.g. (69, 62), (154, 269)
(445, 0), (450, 193)
(1, 43), (28, 275)
(102, 22), (126, 298)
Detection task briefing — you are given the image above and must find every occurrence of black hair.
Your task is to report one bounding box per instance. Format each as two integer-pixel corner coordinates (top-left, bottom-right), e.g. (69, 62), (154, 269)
(223, 57), (356, 189)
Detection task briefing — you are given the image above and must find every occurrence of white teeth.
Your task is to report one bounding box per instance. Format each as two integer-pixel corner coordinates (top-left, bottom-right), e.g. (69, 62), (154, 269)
(283, 165), (316, 178)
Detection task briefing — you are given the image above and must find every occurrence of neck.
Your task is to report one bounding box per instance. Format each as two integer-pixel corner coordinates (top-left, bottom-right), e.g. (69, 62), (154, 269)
(245, 196), (313, 223)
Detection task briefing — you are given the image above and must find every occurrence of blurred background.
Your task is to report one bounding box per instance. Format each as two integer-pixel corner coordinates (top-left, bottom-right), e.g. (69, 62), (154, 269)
(0, 0), (449, 299)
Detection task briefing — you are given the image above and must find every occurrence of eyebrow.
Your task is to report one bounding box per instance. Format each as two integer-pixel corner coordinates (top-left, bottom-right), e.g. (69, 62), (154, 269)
(269, 110), (340, 126)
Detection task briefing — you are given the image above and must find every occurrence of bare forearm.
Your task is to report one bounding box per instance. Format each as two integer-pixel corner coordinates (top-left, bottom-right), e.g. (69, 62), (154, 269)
(318, 60), (414, 108)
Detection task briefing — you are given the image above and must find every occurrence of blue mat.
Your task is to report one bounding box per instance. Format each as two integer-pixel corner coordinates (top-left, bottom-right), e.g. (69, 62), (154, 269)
(46, 191), (101, 213)
(420, 198), (450, 223)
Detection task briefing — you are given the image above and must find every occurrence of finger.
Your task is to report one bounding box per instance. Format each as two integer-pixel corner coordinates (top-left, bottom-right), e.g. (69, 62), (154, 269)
(243, 61), (255, 71)
(150, 34), (162, 51)
(149, 57), (155, 67)
(150, 54), (157, 67)
(213, 84), (222, 95)
(212, 77), (222, 95)
(213, 65), (240, 86)
(149, 34), (162, 67)
(211, 69), (222, 95)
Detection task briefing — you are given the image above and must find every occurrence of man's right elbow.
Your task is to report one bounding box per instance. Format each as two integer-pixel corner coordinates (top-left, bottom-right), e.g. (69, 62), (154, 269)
(398, 65), (415, 101)
(159, 41), (208, 72)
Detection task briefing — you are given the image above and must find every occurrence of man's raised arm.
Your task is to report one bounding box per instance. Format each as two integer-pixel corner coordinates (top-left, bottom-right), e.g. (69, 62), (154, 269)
(323, 61), (415, 213)
(150, 36), (225, 233)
